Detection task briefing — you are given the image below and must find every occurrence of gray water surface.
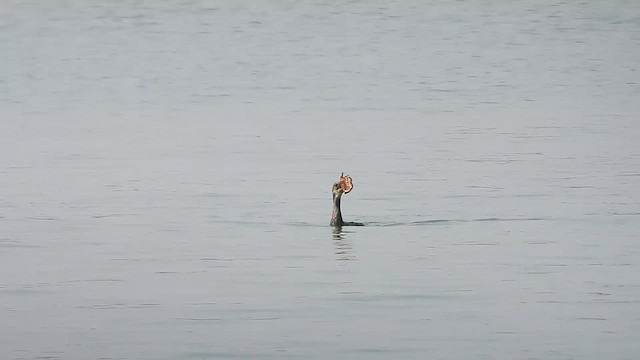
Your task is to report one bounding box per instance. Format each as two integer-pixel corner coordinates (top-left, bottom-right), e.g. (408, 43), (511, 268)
(2, 1), (640, 359)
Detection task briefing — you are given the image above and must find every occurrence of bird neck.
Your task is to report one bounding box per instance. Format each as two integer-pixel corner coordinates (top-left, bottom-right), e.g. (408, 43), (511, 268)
(331, 192), (343, 227)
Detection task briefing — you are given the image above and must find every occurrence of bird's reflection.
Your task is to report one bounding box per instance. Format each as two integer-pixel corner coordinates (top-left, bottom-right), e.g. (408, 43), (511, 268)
(332, 227), (356, 261)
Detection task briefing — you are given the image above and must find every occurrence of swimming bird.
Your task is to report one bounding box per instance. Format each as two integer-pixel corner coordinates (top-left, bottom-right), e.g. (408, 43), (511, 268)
(330, 173), (364, 227)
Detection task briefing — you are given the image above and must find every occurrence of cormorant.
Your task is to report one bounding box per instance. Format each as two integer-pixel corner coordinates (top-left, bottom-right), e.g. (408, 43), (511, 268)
(330, 173), (364, 227)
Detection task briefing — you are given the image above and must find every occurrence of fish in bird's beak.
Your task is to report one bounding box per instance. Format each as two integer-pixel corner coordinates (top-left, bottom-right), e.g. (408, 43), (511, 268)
(339, 173), (353, 194)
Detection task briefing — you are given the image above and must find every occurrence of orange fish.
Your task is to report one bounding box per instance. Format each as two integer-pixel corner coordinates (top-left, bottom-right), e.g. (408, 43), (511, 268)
(339, 173), (353, 194)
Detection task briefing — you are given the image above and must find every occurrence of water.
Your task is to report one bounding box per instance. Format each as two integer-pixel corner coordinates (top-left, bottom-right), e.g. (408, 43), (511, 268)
(2, 1), (640, 359)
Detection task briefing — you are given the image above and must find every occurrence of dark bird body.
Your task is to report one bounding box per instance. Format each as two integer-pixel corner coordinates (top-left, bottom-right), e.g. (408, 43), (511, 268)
(331, 181), (364, 227)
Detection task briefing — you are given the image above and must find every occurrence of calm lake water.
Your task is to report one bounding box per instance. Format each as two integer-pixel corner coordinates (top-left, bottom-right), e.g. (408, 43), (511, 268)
(2, 1), (640, 359)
